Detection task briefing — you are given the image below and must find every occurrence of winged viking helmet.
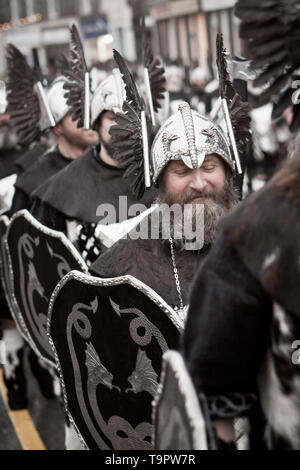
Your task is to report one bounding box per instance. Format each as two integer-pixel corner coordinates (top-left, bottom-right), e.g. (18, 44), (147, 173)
(0, 81), (7, 115)
(6, 45), (70, 146)
(91, 70), (126, 126)
(63, 25), (126, 130)
(109, 36), (251, 199)
(151, 104), (233, 184)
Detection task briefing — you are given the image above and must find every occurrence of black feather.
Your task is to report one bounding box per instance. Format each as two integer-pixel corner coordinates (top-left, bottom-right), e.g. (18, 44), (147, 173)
(239, 21), (288, 40)
(235, 0), (300, 131)
(216, 33), (251, 170)
(63, 25), (89, 128)
(109, 98), (147, 199)
(253, 59), (289, 85)
(113, 49), (143, 111)
(111, 50), (151, 198)
(55, 54), (71, 75)
(6, 44), (41, 146)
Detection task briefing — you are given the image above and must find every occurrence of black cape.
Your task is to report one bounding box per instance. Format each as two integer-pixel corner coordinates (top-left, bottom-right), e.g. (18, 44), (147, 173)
(15, 146), (72, 196)
(0, 147), (23, 179)
(31, 146), (158, 225)
(222, 184), (300, 317)
(183, 182), (300, 449)
(15, 142), (48, 175)
(9, 146), (72, 216)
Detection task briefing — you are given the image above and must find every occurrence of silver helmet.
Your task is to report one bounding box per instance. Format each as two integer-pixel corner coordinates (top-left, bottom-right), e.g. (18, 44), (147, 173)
(0, 81), (7, 114)
(47, 76), (70, 124)
(91, 69), (126, 126)
(151, 102), (234, 184)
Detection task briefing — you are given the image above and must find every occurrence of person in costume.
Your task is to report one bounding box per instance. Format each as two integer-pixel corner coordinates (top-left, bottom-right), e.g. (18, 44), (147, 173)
(1, 44), (98, 411)
(183, 143), (300, 450)
(183, 0), (300, 449)
(31, 26), (159, 264)
(0, 82), (22, 187)
(90, 37), (250, 315)
(7, 67), (98, 216)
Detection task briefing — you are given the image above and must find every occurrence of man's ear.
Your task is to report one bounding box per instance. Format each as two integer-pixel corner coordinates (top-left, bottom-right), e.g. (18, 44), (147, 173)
(93, 115), (102, 136)
(53, 122), (63, 137)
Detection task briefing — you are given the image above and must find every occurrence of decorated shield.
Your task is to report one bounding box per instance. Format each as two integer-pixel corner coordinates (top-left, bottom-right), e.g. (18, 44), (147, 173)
(0, 174), (17, 216)
(48, 270), (183, 450)
(0, 215), (14, 313)
(152, 350), (208, 450)
(0, 215), (9, 289)
(0, 214), (9, 239)
(4, 210), (88, 366)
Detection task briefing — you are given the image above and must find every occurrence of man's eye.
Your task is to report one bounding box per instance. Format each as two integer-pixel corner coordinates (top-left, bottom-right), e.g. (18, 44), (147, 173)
(202, 165), (216, 171)
(174, 170), (189, 175)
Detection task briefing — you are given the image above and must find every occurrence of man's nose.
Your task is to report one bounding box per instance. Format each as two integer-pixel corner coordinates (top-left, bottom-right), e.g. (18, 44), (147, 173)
(189, 169), (207, 192)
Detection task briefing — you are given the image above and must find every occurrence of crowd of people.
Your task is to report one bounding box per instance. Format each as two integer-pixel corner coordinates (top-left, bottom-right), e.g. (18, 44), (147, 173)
(0, 0), (299, 451)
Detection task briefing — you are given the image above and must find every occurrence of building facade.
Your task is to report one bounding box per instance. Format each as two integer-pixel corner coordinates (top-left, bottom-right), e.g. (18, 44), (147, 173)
(149, 0), (241, 78)
(0, 0), (136, 77)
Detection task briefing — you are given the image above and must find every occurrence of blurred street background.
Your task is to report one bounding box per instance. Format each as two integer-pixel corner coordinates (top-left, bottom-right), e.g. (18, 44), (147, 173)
(0, 0), (241, 86)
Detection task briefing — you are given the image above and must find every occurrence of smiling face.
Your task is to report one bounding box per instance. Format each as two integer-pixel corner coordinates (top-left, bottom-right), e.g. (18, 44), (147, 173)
(157, 153), (238, 248)
(160, 154), (227, 206)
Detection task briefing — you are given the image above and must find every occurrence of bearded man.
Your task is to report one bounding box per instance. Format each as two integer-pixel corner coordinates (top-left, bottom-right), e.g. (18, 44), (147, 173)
(8, 76), (98, 217)
(1, 76), (98, 411)
(90, 103), (239, 312)
(31, 70), (157, 264)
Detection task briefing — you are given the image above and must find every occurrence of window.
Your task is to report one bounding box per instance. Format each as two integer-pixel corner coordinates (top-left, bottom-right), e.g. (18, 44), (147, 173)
(34, 0), (48, 19)
(59, 0), (78, 17)
(91, 0), (101, 14)
(0, 0), (11, 23)
(18, 0), (27, 18)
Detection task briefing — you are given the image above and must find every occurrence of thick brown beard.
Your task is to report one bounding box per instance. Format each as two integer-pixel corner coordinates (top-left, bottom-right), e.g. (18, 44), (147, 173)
(156, 178), (239, 250)
(101, 138), (114, 159)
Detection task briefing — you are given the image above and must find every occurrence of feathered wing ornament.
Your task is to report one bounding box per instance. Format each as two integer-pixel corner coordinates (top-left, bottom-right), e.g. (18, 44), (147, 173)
(109, 49), (151, 199)
(216, 33), (251, 174)
(235, 0), (300, 131)
(6, 44), (41, 146)
(63, 25), (90, 128)
(113, 49), (144, 111)
(55, 54), (71, 76)
(141, 16), (166, 125)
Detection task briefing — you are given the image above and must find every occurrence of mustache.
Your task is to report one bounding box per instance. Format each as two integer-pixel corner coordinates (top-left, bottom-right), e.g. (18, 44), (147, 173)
(180, 188), (217, 205)
(159, 178), (239, 212)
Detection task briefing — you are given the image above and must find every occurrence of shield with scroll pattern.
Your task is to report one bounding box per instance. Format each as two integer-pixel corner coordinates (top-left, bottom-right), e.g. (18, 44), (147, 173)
(5, 210), (88, 366)
(0, 215), (14, 318)
(48, 270), (183, 450)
